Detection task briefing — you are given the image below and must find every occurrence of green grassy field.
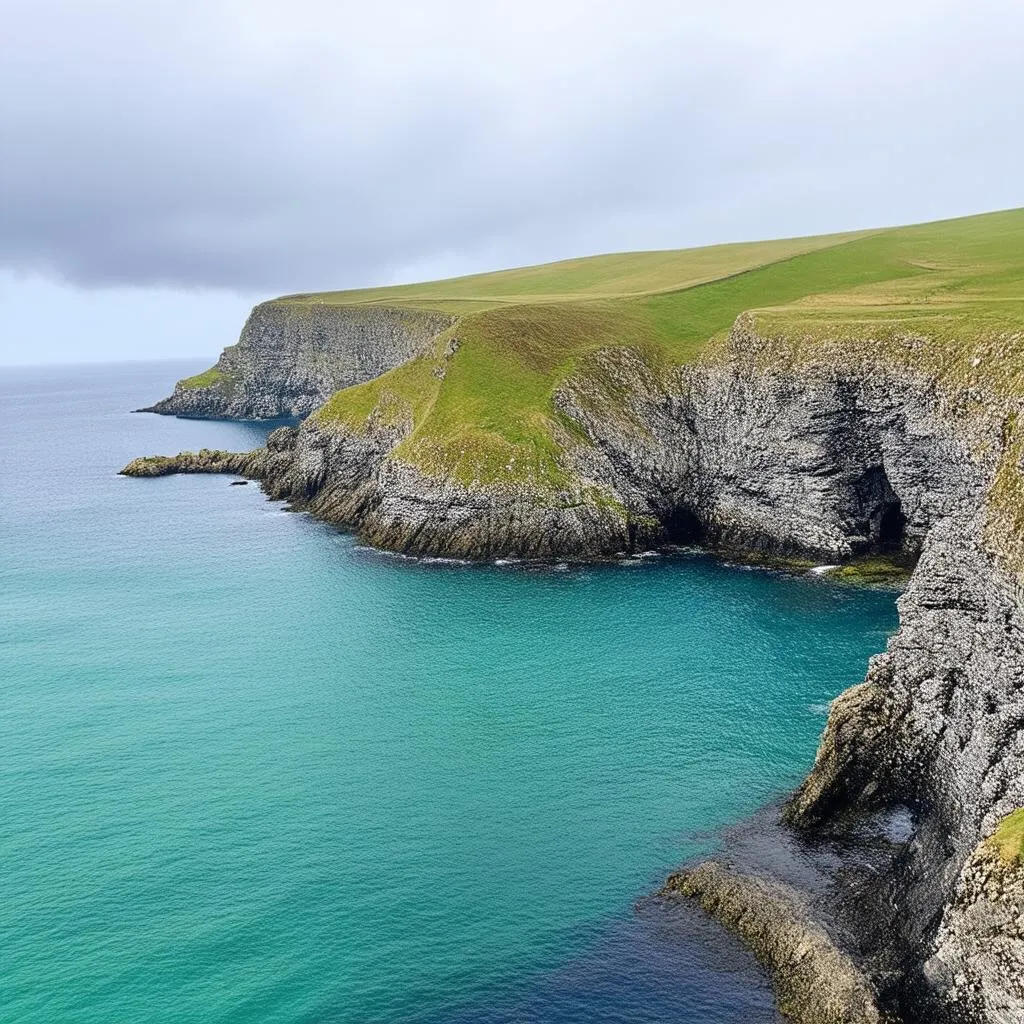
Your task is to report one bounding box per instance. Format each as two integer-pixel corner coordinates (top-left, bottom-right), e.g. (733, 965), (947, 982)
(281, 208), (1024, 487)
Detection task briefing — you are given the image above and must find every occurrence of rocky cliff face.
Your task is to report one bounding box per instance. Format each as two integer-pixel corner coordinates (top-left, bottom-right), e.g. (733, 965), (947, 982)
(929, 835), (1024, 1022)
(126, 313), (1024, 1022)
(155, 317), (983, 564)
(142, 301), (454, 419)
(783, 509), (1024, 1020)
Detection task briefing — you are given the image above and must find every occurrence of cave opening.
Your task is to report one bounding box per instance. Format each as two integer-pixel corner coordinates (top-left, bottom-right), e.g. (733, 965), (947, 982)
(855, 465), (912, 556)
(661, 505), (703, 545)
(877, 498), (906, 550)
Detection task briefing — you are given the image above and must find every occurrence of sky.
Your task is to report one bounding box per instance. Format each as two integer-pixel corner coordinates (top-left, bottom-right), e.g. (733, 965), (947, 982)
(1, 0), (1023, 365)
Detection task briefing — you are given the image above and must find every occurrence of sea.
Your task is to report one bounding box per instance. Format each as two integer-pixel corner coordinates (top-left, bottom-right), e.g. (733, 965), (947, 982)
(0, 361), (899, 1023)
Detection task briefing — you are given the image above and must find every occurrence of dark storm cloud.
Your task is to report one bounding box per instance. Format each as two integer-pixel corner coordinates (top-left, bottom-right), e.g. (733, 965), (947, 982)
(2, 0), (1023, 293)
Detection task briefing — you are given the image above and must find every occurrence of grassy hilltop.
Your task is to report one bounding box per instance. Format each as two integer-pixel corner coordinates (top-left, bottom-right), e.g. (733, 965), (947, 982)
(200, 208), (1024, 488)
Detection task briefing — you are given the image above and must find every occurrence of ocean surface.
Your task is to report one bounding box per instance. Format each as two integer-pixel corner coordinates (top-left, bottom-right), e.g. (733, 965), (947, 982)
(1, 362), (900, 1024)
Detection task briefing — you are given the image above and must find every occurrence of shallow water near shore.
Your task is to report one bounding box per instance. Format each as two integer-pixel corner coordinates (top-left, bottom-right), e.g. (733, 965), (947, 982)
(1, 362), (900, 1024)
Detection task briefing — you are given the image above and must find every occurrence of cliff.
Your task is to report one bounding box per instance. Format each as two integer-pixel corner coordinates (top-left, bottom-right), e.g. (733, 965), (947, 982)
(124, 208), (1024, 1022)
(142, 301), (454, 419)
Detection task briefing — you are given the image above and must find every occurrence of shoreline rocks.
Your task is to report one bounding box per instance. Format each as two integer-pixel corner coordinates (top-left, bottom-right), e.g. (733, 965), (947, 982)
(662, 861), (884, 1024)
(120, 448), (264, 478)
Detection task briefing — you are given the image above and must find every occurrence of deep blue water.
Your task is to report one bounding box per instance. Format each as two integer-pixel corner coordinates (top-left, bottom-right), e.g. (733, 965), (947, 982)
(0, 362), (899, 1023)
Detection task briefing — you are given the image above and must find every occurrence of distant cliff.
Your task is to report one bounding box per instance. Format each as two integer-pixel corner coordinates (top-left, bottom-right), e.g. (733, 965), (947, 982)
(142, 300), (454, 419)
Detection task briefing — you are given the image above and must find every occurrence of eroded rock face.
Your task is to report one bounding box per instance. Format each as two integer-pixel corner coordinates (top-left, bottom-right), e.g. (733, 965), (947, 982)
(132, 314), (995, 565)
(185, 330), (988, 564)
(783, 513), (1024, 1022)
(262, 417), (643, 560)
(556, 336), (987, 562)
(142, 303), (454, 419)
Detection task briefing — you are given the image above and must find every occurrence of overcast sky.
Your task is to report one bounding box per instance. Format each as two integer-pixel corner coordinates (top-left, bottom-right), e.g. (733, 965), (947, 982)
(2, 0), (1022, 364)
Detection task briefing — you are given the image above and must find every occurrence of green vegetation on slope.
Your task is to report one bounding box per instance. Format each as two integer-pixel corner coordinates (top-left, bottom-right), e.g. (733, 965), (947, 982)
(307, 209), (1024, 487)
(295, 209), (1024, 490)
(179, 366), (227, 390)
(822, 556), (915, 588)
(281, 228), (871, 312)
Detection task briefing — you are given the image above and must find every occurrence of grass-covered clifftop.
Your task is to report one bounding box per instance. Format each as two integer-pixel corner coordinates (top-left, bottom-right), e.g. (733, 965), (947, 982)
(177, 208), (1024, 514)
(262, 208), (1024, 490)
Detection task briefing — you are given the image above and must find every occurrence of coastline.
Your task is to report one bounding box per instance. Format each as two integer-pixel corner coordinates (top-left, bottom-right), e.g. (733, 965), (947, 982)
(122, 300), (1024, 1021)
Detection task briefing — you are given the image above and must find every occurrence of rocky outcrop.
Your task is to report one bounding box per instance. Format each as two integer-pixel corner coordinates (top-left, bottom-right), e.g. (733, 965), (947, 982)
(126, 312), (1024, 1022)
(132, 322), (989, 561)
(250, 417), (647, 560)
(779, 508), (1024, 1021)
(120, 426), (300, 479)
(121, 449), (262, 478)
(662, 861), (883, 1024)
(557, 321), (994, 562)
(928, 835), (1024, 1022)
(142, 302), (454, 419)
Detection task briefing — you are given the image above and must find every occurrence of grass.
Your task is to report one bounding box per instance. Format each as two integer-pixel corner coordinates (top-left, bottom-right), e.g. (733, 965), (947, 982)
(179, 367), (227, 390)
(988, 808), (1024, 866)
(279, 228), (871, 311)
(198, 207), (1024, 495)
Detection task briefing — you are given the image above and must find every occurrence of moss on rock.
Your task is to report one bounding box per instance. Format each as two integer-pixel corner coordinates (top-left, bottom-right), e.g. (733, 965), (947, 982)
(822, 556), (915, 588)
(989, 808), (1024, 866)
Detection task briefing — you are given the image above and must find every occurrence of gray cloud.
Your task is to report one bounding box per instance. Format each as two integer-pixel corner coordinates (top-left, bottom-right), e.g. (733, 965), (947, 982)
(2, 0), (1023, 294)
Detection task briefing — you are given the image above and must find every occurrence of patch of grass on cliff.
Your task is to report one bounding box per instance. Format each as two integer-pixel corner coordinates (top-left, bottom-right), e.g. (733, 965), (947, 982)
(179, 367), (227, 390)
(287, 207), (1024, 490)
(316, 310), (642, 487)
(315, 349), (443, 433)
(988, 808), (1024, 866)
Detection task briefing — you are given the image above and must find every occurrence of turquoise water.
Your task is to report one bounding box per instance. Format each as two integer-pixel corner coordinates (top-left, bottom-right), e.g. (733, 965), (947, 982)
(1, 362), (899, 1023)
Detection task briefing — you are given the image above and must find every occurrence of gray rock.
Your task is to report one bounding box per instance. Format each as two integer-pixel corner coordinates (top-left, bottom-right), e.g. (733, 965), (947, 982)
(142, 301), (454, 419)
(927, 842), (1024, 1024)
(662, 861), (883, 1024)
